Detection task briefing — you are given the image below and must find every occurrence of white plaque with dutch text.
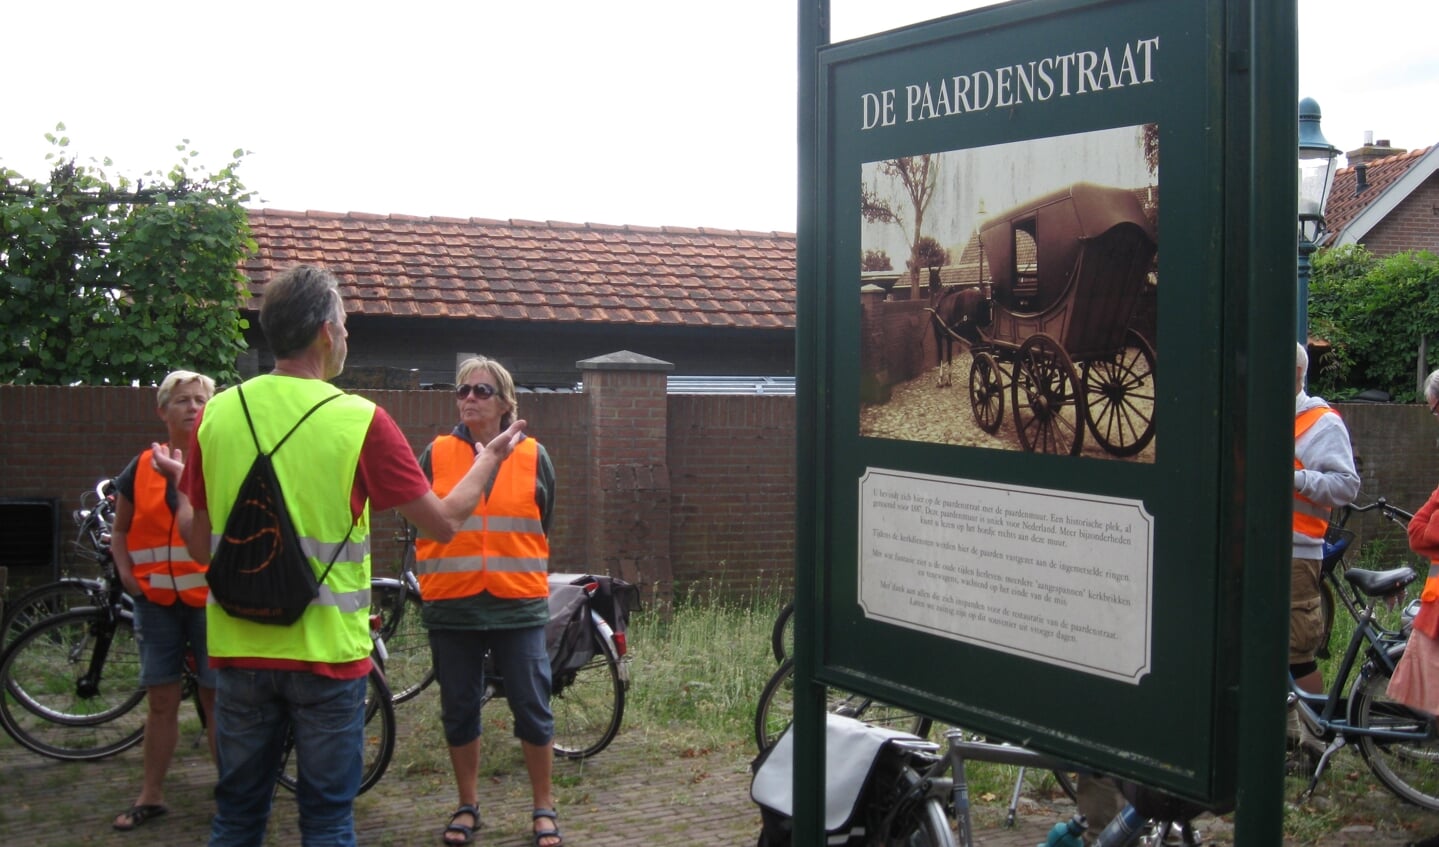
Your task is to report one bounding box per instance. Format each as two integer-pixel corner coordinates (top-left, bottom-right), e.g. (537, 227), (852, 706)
(858, 468), (1153, 683)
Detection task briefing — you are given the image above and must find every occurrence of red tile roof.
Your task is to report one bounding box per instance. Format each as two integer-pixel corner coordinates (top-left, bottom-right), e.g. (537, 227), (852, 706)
(1323, 146), (1433, 245)
(242, 210), (797, 330)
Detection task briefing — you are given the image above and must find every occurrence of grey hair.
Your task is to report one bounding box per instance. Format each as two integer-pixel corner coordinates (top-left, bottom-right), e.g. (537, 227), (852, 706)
(1296, 342), (1309, 384)
(260, 265), (345, 359)
(1425, 369), (1439, 404)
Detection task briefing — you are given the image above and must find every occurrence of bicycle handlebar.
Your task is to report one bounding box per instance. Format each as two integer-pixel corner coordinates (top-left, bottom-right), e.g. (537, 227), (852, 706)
(1346, 497), (1416, 526)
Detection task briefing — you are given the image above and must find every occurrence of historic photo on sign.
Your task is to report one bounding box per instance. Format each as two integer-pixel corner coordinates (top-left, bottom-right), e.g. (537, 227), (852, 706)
(858, 124), (1159, 462)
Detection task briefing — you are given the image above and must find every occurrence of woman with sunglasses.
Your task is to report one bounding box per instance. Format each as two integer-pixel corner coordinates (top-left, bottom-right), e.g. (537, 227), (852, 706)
(413, 356), (562, 847)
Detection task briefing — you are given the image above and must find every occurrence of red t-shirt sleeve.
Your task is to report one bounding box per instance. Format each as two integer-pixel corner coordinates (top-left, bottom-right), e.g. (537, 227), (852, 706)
(354, 406), (431, 515)
(179, 406), (207, 511)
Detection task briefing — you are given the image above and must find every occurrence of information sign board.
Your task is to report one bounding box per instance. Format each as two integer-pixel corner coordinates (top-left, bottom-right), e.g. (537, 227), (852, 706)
(801, 0), (1294, 804)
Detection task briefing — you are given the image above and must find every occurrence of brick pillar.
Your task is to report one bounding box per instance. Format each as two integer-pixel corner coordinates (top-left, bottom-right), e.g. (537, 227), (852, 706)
(860, 284), (891, 403)
(578, 351), (675, 607)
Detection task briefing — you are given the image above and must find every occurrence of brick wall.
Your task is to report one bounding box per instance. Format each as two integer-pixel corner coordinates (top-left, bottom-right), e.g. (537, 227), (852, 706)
(0, 377), (796, 602)
(1360, 173), (1439, 256)
(668, 395), (796, 597)
(5, 384), (1435, 601)
(1334, 401), (1439, 556)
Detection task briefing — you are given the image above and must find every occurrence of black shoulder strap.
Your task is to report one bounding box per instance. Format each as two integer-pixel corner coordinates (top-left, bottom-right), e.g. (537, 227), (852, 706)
(235, 384), (345, 457)
(234, 383), (356, 585)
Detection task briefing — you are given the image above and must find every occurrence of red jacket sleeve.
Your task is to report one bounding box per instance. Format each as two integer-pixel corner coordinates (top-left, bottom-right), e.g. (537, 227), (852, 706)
(1408, 485), (1439, 561)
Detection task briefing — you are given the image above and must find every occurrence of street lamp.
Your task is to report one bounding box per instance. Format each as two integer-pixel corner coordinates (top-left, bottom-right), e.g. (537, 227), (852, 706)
(1297, 97), (1340, 345)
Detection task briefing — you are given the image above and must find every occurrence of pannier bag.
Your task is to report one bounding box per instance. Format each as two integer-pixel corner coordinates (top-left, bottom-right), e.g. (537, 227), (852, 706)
(545, 573), (640, 675)
(206, 387), (349, 626)
(750, 712), (923, 846)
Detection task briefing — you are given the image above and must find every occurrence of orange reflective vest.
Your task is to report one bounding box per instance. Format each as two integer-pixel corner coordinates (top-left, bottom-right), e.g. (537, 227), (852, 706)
(1293, 406), (1338, 540)
(414, 435), (549, 601)
(126, 447), (208, 607)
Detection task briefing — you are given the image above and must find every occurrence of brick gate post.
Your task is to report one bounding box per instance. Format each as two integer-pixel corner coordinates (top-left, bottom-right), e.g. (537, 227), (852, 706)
(578, 351), (675, 608)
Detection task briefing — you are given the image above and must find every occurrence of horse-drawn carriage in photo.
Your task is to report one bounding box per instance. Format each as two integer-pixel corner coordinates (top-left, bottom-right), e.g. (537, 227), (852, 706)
(927, 181), (1157, 457)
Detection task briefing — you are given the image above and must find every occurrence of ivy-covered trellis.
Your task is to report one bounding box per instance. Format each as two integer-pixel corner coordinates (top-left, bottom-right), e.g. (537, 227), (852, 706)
(0, 125), (256, 386)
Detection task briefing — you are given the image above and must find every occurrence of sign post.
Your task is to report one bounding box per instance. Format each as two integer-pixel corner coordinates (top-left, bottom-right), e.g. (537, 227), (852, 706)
(795, 0), (1294, 842)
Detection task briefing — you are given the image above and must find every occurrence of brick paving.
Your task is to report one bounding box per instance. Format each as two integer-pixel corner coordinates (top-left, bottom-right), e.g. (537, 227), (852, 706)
(0, 698), (1423, 847)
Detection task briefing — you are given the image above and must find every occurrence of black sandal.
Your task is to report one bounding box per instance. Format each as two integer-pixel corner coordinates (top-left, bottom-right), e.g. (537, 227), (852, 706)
(113, 803), (168, 832)
(533, 808), (563, 847)
(442, 804), (480, 845)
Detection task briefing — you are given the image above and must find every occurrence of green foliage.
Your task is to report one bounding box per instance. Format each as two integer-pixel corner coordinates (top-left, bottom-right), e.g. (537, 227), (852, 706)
(862, 249), (893, 272)
(1308, 244), (1439, 402)
(0, 125), (256, 385)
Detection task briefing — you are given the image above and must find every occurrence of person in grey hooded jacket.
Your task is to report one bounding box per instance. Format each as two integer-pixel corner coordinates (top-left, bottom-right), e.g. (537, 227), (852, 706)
(1291, 342), (1360, 694)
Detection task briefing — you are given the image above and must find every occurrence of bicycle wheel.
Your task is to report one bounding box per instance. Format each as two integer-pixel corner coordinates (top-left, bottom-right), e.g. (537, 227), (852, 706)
(552, 630), (626, 759)
(1353, 666), (1439, 810)
(0, 608), (146, 760)
(1, 579), (107, 649)
(276, 666), (396, 796)
(371, 580), (434, 703)
(894, 797), (956, 847)
(754, 658), (932, 752)
(771, 601), (795, 664)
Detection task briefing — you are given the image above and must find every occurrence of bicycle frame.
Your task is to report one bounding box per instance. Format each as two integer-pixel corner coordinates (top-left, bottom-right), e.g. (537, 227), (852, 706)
(878, 730), (1209, 847)
(1321, 498), (1418, 639)
(1289, 562), (1433, 799)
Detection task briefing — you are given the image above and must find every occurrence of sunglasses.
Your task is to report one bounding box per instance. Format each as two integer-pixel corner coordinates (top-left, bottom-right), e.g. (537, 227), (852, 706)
(455, 382), (497, 400)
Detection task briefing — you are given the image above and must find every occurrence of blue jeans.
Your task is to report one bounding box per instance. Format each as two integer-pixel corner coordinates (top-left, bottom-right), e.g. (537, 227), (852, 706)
(209, 668), (366, 847)
(132, 596), (216, 688)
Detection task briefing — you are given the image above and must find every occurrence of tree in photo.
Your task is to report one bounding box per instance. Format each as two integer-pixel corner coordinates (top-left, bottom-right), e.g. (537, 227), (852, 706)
(0, 125), (256, 386)
(864, 155), (939, 297)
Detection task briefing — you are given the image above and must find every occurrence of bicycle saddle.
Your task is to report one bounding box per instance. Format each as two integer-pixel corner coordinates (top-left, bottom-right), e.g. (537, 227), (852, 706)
(1344, 566), (1417, 598)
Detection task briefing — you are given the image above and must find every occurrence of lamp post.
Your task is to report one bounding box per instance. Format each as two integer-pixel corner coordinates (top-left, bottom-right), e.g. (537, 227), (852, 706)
(1297, 97), (1340, 345)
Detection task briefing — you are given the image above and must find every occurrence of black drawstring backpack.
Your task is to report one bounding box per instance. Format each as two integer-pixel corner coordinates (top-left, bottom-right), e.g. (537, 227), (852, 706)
(206, 386), (352, 625)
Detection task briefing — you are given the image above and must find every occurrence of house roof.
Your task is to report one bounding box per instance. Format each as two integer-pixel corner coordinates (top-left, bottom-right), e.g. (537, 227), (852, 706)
(242, 210), (797, 330)
(1324, 145), (1438, 247)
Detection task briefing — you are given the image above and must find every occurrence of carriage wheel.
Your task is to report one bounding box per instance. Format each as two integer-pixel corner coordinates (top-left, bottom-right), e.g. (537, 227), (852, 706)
(968, 351), (1005, 434)
(1011, 333), (1086, 456)
(1082, 329), (1157, 457)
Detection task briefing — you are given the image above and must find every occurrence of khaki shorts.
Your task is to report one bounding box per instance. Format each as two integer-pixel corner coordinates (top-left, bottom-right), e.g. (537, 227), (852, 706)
(1290, 556), (1325, 664)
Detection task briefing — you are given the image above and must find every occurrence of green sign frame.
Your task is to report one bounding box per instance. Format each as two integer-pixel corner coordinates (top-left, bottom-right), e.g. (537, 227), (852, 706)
(795, 0), (1295, 817)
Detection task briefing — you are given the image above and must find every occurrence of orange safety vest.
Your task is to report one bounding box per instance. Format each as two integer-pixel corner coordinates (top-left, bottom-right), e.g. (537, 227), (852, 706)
(414, 435), (549, 601)
(1293, 406), (1339, 540)
(126, 447), (208, 607)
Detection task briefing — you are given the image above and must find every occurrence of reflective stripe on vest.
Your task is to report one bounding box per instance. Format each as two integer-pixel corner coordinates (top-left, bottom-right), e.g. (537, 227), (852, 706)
(127, 449), (208, 607)
(414, 435), (549, 601)
(1294, 406), (1338, 539)
(198, 376), (375, 663)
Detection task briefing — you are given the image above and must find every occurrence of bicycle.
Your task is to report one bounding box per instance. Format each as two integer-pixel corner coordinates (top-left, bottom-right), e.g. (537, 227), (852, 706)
(368, 519), (434, 704)
(1317, 496), (1418, 659)
(771, 599), (795, 664)
(759, 599), (1075, 827)
(0, 575), (149, 760)
(752, 716), (1196, 847)
(753, 657), (934, 753)
(1289, 553), (1439, 809)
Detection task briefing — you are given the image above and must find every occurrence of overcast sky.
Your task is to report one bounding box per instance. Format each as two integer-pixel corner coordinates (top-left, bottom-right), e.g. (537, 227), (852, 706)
(4, 1), (1433, 234)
